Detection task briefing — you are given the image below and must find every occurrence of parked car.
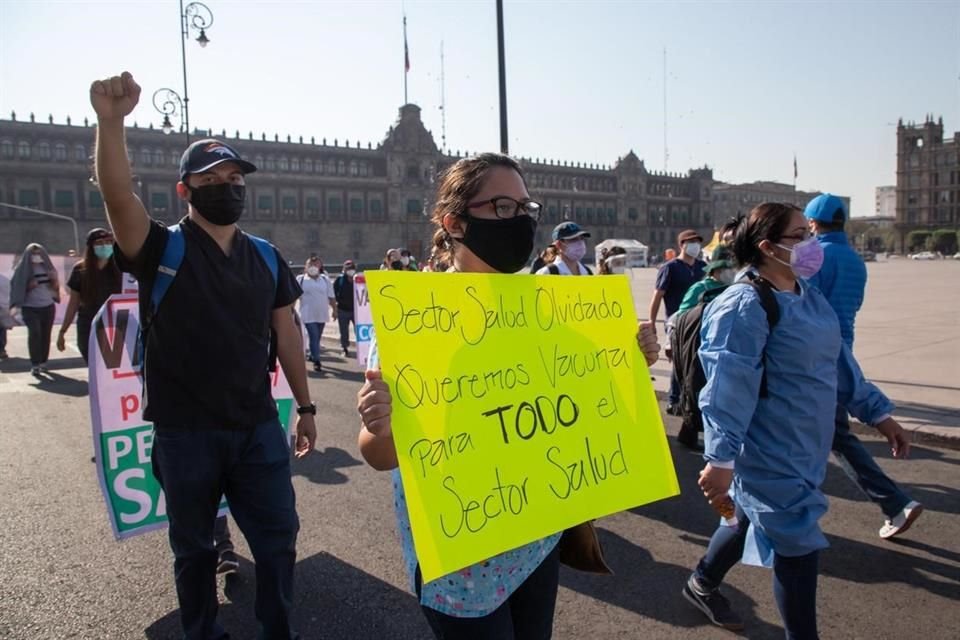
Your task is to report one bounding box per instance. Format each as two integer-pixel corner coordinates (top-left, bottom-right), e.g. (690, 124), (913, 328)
(909, 251), (939, 260)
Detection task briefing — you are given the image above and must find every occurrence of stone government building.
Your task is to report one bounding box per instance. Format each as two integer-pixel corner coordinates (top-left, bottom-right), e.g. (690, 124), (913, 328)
(0, 106), (842, 265)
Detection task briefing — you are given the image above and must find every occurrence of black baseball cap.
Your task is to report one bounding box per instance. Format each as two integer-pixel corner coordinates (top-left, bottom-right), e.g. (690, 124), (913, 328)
(179, 139), (257, 182)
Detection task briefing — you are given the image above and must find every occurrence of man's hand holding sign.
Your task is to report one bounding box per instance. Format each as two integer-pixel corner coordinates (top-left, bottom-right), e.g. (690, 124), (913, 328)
(358, 270), (676, 582)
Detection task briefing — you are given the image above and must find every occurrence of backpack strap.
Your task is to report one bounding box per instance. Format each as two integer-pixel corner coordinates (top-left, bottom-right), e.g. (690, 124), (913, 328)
(246, 234), (279, 286)
(742, 271), (781, 397)
(149, 223), (186, 324)
(583, 264), (594, 275)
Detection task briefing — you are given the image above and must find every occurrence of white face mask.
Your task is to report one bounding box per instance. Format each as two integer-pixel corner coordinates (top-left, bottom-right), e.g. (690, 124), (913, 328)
(401, 256), (410, 266)
(562, 239), (587, 263)
(345, 269), (356, 277)
(714, 268), (735, 285)
(683, 242), (701, 258)
(31, 255), (43, 264)
(306, 266), (320, 277)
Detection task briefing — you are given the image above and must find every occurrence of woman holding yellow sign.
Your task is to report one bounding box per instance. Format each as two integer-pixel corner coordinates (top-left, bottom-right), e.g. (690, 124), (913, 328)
(357, 153), (659, 639)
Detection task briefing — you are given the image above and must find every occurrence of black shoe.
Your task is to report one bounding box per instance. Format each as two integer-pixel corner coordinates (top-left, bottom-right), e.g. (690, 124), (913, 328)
(666, 403), (682, 417)
(682, 576), (744, 631)
(217, 550), (240, 574)
(342, 348), (350, 357)
(313, 361), (322, 372)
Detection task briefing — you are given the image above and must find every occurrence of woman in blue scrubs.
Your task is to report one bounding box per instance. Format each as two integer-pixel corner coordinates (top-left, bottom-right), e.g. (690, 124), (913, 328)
(682, 202), (911, 639)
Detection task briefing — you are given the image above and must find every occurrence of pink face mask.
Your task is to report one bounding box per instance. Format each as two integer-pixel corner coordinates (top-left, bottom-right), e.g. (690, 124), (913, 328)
(774, 237), (824, 279)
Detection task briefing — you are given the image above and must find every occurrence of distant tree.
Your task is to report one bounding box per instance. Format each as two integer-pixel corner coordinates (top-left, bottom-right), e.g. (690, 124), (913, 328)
(907, 230), (932, 253)
(929, 229), (958, 255)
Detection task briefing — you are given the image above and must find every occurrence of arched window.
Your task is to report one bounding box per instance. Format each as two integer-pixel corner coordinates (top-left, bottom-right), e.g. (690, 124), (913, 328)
(278, 157), (289, 171)
(303, 158), (313, 173)
(37, 142), (51, 159)
(349, 161), (358, 176)
(337, 160), (346, 175)
(327, 159), (336, 174)
(141, 148), (152, 165)
(75, 144), (87, 161)
(290, 157), (300, 172)
(265, 156), (276, 171)
(18, 141), (31, 158)
(54, 143), (67, 161)
(154, 149), (165, 165)
(171, 151), (180, 166)
(2, 140), (16, 158)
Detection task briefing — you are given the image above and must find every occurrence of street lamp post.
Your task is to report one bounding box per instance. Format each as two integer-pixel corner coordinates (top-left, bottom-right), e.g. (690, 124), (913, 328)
(152, 88), (185, 136)
(172, 0), (213, 145)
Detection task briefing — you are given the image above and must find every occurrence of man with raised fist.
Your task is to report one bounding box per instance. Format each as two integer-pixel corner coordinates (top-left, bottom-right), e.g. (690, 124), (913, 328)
(90, 71), (315, 639)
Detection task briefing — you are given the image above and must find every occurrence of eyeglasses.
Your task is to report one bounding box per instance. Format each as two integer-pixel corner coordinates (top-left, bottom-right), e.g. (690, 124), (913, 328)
(466, 196), (542, 221)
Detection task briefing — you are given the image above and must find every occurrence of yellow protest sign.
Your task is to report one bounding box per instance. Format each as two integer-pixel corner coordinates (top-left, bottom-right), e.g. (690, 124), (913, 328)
(366, 271), (678, 583)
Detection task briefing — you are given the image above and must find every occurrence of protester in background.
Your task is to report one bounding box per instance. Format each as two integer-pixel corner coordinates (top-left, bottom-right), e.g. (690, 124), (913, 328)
(382, 248), (404, 270)
(91, 71), (315, 640)
(529, 245), (557, 273)
(358, 153), (659, 639)
(332, 260), (357, 357)
(536, 222), (593, 275)
(0, 272), (11, 360)
(10, 243), (60, 375)
(648, 230), (706, 415)
(598, 246), (627, 275)
(400, 248), (419, 271)
(57, 228), (123, 362)
(297, 255), (336, 373)
(674, 246), (735, 316)
(804, 194), (922, 539)
(684, 203), (910, 638)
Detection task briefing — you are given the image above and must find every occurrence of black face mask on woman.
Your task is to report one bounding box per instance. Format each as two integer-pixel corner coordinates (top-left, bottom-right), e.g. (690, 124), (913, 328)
(457, 213), (537, 273)
(188, 183), (246, 226)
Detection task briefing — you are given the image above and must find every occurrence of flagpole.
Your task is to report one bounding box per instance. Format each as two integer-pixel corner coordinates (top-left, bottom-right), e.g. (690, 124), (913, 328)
(496, 0), (508, 154)
(403, 15), (409, 105)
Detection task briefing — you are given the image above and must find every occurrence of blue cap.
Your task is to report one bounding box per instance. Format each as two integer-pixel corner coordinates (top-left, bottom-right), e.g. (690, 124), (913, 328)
(552, 221), (591, 241)
(804, 193), (847, 223)
(179, 139), (257, 182)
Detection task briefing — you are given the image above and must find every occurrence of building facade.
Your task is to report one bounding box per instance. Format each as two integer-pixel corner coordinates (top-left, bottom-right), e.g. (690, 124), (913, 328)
(712, 181), (851, 225)
(0, 108), (717, 265)
(895, 116), (960, 252)
(875, 185), (896, 218)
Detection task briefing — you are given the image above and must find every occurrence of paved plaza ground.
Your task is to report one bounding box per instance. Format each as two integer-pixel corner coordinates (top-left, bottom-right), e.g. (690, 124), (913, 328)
(0, 259), (957, 639)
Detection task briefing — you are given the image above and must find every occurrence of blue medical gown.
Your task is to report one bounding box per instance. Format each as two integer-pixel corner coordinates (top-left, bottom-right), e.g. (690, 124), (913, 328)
(698, 278), (894, 565)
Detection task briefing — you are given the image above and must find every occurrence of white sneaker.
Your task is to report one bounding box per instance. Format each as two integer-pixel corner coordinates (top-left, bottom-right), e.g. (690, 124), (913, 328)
(879, 501), (923, 539)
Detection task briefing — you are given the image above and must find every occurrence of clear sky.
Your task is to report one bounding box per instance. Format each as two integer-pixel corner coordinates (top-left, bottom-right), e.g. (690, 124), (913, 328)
(1, 1), (958, 216)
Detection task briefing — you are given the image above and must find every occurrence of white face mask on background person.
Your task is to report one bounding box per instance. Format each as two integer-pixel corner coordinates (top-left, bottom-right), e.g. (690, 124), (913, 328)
(562, 239), (587, 263)
(683, 242), (701, 259)
(345, 269), (356, 277)
(306, 266), (320, 277)
(714, 268), (735, 285)
(401, 256), (410, 267)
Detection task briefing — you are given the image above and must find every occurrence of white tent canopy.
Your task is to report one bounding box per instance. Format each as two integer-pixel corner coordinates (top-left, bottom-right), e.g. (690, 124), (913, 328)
(594, 238), (649, 269)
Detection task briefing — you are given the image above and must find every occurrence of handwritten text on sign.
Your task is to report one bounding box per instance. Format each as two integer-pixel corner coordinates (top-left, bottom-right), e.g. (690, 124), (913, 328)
(366, 272), (678, 583)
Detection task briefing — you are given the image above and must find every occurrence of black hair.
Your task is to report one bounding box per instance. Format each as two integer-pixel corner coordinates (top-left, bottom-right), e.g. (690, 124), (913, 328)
(720, 216), (742, 240)
(812, 206), (845, 233)
(732, 202), (801, 267)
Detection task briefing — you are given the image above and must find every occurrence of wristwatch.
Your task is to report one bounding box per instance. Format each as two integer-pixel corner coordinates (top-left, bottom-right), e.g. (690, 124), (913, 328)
(296, 402), (317, 416)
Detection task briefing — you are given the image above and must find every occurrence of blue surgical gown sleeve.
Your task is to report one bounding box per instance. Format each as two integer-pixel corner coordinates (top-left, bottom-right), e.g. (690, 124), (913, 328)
(698, 289), (770, 464)
(837, 342), (895, 425)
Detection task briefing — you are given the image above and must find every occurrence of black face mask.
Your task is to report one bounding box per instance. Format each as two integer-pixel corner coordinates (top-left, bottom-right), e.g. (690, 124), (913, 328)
(390, 260), (404, 270)
(188, 183), (246, 226)
(457, 213), (537, 273)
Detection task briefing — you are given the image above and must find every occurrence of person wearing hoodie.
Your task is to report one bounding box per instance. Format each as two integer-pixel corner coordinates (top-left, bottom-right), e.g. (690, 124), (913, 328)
(10, 243), (61, 375)
(804, 193), (922, 540)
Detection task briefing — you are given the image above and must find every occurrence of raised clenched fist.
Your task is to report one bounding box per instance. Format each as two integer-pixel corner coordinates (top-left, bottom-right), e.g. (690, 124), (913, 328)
(89, 71), (141, 121)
